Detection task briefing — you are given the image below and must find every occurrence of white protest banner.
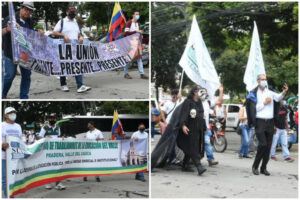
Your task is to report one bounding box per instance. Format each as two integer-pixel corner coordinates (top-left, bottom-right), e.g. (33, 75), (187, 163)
(6, 136), (148, 197)
(9, 2), (142, 76)
(243, 21), (266, 91)
(179, 15), (220, 98)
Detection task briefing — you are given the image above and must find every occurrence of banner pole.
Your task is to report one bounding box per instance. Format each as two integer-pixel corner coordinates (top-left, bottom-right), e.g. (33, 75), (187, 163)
(8, 2), (19, 65)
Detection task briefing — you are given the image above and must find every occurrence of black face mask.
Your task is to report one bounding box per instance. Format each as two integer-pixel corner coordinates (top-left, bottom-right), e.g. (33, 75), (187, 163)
(68, 13), (76, 19)
(49, 120), (56, 125)
(139, 128), (145, 132)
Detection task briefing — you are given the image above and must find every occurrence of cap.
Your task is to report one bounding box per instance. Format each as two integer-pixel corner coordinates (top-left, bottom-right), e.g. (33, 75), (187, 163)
(20, 2), (35, 11)
(5, 107), (16, 114)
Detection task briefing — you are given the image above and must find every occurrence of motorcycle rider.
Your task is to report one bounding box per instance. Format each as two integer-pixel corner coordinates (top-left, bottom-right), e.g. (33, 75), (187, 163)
(198, 85), (224, 166)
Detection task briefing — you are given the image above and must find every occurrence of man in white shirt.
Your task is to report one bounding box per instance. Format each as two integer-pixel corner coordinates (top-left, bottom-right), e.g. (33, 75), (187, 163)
(52, 5), (91, 93)
(83, 121), (104, 182)
(38, 114), (66, 190)
(2, 107), (23, 198)
(251, 74), (288, 176)
(131, 123), (148, 182)
(123, 11), (148, 80)
(200, 85), (224, 166)
(161, 89), (183, 125)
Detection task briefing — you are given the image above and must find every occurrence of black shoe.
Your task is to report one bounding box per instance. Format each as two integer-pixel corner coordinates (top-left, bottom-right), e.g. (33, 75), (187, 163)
(135, 177), (146, 182)
(260, 169), (270, 176)
(197, 165), (207, 176)
(252, 167), (259, 175)
(96, 177), (101, 182)
(83, 177), (87, 181)
(182, 165), (195, 172)
(243, 155), (252, 158)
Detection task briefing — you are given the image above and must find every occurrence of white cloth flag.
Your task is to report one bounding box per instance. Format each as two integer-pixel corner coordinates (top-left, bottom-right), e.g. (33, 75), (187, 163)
(179, 15), (220, 98)
(243, 21), (266, 91)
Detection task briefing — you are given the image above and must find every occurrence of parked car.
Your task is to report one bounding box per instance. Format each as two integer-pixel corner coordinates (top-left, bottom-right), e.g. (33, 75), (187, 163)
(223, 104), (243, 130)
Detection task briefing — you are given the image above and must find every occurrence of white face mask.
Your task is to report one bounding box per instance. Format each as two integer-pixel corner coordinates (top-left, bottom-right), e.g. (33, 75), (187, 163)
(8, 113), (17, 121)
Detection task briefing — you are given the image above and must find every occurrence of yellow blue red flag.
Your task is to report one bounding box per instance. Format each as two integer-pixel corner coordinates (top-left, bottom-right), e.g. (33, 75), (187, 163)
(111, 110), (124, 140)
(107, 2), (126, 42)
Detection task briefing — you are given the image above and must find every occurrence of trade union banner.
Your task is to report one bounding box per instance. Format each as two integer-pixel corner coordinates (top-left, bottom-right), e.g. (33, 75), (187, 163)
(9, 3), (142, 77)
(6, 136), (148, 197)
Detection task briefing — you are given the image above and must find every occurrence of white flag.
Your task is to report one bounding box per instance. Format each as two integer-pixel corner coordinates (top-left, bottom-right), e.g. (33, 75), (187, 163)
(243, 21), (266, 92)
(179, 15), (220, 98)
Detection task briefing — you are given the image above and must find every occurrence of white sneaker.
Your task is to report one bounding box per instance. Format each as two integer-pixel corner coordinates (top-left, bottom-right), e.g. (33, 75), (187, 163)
(77, 85), (91, 93)
(61, 85), (69, 92)
(45, 184), (52, 189)
(55, 182), (66, 190)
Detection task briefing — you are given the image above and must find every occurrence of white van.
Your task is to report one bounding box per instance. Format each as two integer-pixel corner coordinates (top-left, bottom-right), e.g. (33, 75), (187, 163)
(223, 104), (243, 129)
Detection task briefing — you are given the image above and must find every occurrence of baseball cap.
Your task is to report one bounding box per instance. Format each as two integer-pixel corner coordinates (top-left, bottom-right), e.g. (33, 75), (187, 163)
(5, 107), (16, 114)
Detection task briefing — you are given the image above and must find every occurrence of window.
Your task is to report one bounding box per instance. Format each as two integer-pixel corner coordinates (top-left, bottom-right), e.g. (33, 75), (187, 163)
(228, 105), (240, 113)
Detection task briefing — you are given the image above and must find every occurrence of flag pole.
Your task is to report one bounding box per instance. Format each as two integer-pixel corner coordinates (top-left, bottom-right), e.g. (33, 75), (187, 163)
(179, 69), (184, 93)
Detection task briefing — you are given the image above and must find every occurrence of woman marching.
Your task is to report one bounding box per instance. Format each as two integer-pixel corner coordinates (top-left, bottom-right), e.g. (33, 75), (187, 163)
(177, 85), (207, 176)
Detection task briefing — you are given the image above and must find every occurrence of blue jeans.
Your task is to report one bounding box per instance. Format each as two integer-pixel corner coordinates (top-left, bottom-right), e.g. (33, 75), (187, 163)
(60, 76), (83, 89)
(296, 124), (298, 144)
(2, 56), (31, 99)
(2, 159), (7, 198)
(124, 58), (144, 75)
(239, 125), (253, 156)
(205, 130), (214, 162)
(136, 172), (144, 179)
(270, 128), (290, 159)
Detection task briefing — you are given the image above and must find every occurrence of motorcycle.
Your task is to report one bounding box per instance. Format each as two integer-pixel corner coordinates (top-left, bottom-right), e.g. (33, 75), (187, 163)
(209, 117), (227, 152)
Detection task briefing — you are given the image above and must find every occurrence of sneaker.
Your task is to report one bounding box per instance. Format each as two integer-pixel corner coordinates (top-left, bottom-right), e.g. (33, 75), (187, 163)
(140, 74), (149, 79)
(285, 157), (294, 162)
(61, 85), (69, 92)
(124, 74), (132, 79)
(96, 177), (101, 182)
(271, 156), (278, 161)
(77, 85), (91, 93)
(55, 182), (66, 190)
(243, 155), (252, 159)
(238, 154), (243, 159)
(45, 184), (52, 189)
(170, 158), (181, 165)
(83, 177), (87, 181)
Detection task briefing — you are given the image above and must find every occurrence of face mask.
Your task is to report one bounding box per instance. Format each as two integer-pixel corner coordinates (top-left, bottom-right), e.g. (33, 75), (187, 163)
(49, 120), (56, 125)
(88, 126), (92, 130)
(139, 128), (145, 133)
(260, 80), (268, 88)
(8, 113), (16, 121)
(68, 13), (76, 19)
(135, 15), (140, 21)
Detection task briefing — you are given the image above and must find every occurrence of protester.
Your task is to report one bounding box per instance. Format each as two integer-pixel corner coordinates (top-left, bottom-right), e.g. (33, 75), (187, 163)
(52, 5), (91, 93)
(26, 129), (36, 145)
(2, 2), (44, 99)
(238, 101), (253, 158)
(83, 121), (104, 182)
(247, 74), (288, 176)
(199, 85), (224, 166)
(2, 107), (23, 198)
(38, 114), (66, 190)
(177, 86), (206, 176)
(161, 89), (182, 164)
(123, 11), (148, 79)
(214, 99), (227, 132)
(131, 123), (148, 182)
(270, 100), (294, 162)
(151, 101), (160, 142)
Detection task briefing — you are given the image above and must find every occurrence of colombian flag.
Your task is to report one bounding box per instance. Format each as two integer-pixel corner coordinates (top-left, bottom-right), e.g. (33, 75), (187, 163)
(111, 110), (124, 140)
(107, 2), (126, 42)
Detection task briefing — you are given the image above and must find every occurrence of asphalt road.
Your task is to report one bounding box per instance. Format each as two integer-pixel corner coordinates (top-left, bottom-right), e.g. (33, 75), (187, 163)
(151, 129), (298, 198)
(4, 68), (149, 99)
(15, 173), (149, 198)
